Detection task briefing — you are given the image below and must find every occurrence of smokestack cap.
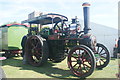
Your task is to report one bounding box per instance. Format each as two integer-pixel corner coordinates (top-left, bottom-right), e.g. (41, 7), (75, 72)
(82, 2), (90, 7)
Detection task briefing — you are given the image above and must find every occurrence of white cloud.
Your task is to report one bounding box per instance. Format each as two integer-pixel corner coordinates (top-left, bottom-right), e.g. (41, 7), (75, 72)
(0, 0), (118, 29)
(0, 23), (3, 25)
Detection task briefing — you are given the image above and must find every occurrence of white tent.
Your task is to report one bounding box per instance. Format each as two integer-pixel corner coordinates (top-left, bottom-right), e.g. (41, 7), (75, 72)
(80, 20), (118, 57)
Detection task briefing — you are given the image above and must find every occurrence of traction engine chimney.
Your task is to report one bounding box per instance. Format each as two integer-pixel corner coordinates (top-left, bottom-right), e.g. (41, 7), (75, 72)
(82, 2), (91, 34)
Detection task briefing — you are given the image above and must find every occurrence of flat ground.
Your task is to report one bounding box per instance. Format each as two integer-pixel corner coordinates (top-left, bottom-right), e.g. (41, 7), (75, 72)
(1, 57), (118, 79)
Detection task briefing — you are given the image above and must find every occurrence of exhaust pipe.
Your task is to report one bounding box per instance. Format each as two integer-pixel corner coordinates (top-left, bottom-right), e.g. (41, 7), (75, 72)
(82, 2), (91, 34)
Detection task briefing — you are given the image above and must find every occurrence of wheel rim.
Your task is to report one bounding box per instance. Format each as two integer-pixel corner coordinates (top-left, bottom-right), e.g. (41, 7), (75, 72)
(68, 46), (95, 77)
(95, 43), (110, 68)
(26, 36), (43, 65)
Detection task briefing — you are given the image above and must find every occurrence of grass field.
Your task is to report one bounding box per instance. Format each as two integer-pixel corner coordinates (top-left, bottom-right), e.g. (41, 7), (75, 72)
(1, 57), (118, 79)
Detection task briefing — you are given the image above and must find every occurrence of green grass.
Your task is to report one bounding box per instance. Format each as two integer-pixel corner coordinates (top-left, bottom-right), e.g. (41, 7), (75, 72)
(1, 57), (118, 79)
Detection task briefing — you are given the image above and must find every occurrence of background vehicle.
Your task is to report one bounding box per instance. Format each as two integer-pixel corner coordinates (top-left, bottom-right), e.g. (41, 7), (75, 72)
(21, 3), (110, 78)
(0, 23), (28, 58)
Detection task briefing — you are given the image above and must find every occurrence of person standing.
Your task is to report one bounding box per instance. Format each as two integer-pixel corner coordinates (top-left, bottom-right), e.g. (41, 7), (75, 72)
(116, 37), (120, 79)
(21, 35), (27, 57)
(0, 57), (6, 80)
(118, 37), (120, 53)
(21, 35), (28, 64)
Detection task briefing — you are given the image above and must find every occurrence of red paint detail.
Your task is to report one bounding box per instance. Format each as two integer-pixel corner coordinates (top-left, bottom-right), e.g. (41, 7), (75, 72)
(82, 3), (90, 6)
(54, 29), (58, 33)
(83, 35), (89, 38)
(0, 57), (6, 60)
(1, 23), (29, 27)
(11, 50), (22, 53)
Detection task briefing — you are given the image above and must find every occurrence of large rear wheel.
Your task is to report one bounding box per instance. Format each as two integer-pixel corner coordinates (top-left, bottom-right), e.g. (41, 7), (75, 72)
(25, 35), (49, 67)
(68, 45), (96, 78)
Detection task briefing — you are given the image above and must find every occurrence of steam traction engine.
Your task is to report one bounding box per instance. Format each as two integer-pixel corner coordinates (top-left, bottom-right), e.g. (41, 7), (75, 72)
(22, 3), (110, 78)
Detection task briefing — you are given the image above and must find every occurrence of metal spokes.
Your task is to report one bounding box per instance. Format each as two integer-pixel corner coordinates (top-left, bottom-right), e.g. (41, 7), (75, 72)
(27, 36), (43, 64)
(68, 45), (95, 77)
(70, 49), (92, 75)
(95, 43), (110, 69)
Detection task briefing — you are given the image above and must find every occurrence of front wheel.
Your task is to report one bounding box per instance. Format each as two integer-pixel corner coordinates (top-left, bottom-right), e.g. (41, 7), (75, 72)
(95, 43), (110, 69)
(68, 45), (96, 78)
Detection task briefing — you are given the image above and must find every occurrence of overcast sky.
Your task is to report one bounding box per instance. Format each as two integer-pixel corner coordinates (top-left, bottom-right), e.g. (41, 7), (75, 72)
(0, 0), (119, 29)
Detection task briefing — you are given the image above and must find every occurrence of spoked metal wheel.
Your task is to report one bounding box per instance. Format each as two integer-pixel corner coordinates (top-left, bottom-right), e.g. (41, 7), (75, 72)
(68, 45), (96, 78)
(25, 35), (49, 67)
(95, 43), (110, 69)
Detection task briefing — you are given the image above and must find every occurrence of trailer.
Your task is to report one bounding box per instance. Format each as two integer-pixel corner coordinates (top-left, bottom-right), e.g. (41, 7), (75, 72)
(0, 23), (28, 58)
